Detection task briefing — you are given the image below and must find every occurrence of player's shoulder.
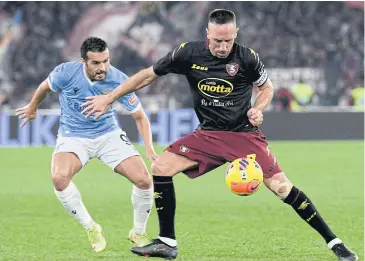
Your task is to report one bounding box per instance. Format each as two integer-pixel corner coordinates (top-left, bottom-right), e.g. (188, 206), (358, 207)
(49, 61), (82, 86)
(235, 44), (259, 60)
(53, 61), (82, 79)
(56, 61), (83, 74)
(172, 41), (205, 60)
(234, 43), (262, 68)
(108, 65), (129, 83)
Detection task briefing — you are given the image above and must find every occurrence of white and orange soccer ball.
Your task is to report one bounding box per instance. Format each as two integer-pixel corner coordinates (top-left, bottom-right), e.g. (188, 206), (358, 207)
(225, 154), (263, 196)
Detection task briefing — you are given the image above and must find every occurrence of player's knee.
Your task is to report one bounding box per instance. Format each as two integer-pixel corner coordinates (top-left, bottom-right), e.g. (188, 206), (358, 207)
(133, 172), (152, 190)
(264, 172), (293, 200)
(51, 167), (72, 191)
(151, 161), (169, 176)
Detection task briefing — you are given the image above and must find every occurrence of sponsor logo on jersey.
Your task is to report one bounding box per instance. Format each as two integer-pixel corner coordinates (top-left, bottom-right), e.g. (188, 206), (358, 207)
(226, 63), (239, 76)
(191, 64), (208, 71)
(128, 94), (137, 105)
(197, 78), (234, 98)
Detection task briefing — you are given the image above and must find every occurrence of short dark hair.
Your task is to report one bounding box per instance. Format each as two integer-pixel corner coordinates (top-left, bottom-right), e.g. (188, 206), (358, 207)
(208, 9), (236, 25)
(80, 37), (108, 60)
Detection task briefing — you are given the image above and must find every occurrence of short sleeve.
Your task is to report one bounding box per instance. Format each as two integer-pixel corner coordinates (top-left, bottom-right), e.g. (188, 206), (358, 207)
(246, 48), (269, 87)
(118, 93), (141, 113)
(153, 42), (190, 76)
(47, 63), (67, 92)
(114, 71), (141, 113)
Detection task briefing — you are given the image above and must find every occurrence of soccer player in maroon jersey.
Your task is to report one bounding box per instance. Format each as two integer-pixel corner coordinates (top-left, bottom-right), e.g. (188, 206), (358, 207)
(81, 9), (358, 261)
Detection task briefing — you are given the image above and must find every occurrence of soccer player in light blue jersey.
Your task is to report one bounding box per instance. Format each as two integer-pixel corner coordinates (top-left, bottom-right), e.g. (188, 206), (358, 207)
(15, 37), (157, 253)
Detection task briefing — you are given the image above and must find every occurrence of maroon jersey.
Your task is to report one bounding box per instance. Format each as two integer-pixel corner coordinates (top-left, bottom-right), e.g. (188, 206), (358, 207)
(153, 41), (269, 132)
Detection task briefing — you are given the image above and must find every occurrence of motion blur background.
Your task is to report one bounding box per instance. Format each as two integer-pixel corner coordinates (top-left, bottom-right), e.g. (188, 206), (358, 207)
(0, 1), (363, 112)
(0, 1), (363, 145)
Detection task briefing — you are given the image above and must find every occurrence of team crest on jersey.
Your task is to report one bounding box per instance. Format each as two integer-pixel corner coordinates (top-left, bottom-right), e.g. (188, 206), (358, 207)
(226, 63), (239, 76)
(179, 145), (190, 153)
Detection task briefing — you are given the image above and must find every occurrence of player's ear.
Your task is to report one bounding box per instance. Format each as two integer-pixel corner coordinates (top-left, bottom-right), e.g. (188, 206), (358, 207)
(81, 58), (86, 65)
(234, 27), (239, 38)
(206, 27), (209, 39)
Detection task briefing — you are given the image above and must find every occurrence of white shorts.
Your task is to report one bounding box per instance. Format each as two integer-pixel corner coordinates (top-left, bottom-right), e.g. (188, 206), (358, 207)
(53, 129), (140, 170)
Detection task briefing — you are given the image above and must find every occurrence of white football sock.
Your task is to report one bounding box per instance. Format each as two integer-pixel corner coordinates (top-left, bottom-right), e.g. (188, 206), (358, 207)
(131, 185), (153, 234)
(327, 238), (342, 249)
(54, 181), (94, 230)
(158, 236), (177, 247)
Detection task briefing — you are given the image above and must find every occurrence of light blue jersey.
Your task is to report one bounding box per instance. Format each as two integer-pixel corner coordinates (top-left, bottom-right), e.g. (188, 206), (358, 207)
(47, 61), (140, 139)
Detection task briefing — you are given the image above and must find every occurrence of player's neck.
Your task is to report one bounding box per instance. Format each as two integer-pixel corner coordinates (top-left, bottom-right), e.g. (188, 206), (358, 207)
(82, 65), (97, 85)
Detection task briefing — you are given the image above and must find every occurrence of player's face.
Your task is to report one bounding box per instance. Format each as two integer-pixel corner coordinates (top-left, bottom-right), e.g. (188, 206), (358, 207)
(83, 49), (110, 81)
(206, 22), (238, 58)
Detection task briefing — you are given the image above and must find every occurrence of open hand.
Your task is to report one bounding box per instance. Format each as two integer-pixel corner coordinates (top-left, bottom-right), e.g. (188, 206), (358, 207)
(81, 95), (112, 120)
(15, 104), (37, 127)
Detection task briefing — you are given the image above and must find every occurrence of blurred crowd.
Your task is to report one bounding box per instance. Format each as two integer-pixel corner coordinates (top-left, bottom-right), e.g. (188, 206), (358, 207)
(0, 1), (363, 111)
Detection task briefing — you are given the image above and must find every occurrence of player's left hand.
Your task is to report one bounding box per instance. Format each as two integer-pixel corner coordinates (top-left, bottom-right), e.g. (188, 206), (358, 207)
(146, 148), (159, 162)
(81, 95), (113, 120)
(247, 108), (263, 127)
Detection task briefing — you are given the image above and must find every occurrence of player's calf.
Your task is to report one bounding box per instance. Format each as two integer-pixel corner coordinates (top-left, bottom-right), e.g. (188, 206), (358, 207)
(114, 158), (154, 235)
(264, 172), (358, 260)
(265, 172), (337, 243)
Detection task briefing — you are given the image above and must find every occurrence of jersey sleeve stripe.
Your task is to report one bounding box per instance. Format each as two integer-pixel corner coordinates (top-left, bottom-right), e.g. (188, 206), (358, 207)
(128, 103), (141, 114)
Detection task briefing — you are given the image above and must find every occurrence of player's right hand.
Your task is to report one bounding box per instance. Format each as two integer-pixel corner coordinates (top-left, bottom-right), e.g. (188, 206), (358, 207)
(81, 95), (112, 120)
(15, 104), (37, 127)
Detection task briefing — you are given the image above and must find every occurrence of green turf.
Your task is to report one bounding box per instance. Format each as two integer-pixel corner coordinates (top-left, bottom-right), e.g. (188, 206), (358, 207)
(0, 141), (363, 261)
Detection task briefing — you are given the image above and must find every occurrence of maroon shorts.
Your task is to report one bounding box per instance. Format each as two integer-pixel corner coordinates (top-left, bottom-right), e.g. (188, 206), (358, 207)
(166, 129), (282, 179)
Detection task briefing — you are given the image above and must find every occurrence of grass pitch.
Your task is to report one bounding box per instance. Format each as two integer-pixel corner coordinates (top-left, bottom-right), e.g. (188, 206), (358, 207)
(0, 141), (363, 261)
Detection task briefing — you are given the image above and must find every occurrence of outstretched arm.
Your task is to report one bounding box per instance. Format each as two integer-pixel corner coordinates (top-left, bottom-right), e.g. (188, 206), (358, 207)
(81, 42), (190, 119)
(15, 80), (52, 127)
(81, 66), (159, 119)
(109, 66), (158, 104)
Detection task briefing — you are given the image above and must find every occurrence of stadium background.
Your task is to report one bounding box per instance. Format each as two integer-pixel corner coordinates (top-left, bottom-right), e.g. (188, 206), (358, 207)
(0, 2), (363, 261)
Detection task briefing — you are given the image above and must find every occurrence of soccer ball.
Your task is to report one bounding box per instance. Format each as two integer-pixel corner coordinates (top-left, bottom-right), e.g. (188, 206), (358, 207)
(225, 154), (263, 196)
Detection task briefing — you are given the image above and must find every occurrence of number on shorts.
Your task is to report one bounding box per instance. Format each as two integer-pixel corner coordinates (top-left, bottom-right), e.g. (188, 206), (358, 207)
(120, 133), (131, 145)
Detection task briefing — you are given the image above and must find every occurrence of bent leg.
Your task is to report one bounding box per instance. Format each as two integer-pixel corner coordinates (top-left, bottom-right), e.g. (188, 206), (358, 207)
(151, 150), (198, 244)
(114, 156), (153, 236)
(151, 150), (199, 177)
(264, 172), (358, 260)
(264, 171), (337, 244)
(52, 152), (95, 230)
